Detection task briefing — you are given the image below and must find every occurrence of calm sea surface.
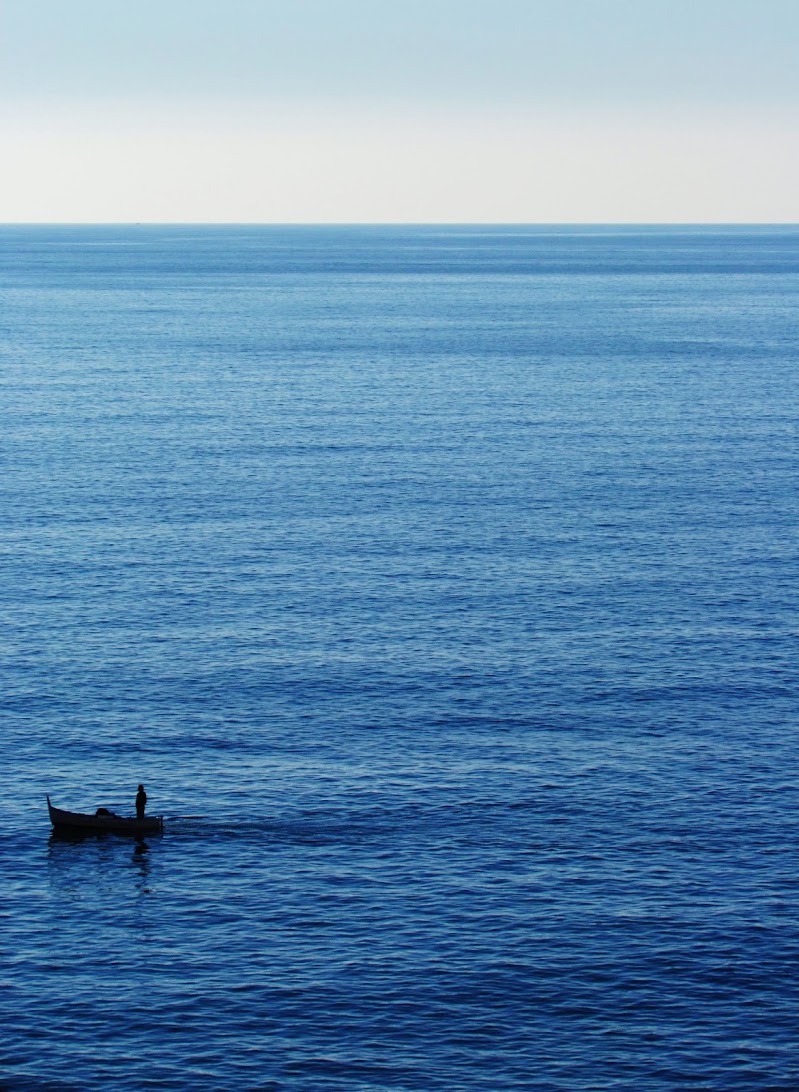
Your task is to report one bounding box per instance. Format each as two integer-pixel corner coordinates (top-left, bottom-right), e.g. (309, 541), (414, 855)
(1, 225), (798, 1090)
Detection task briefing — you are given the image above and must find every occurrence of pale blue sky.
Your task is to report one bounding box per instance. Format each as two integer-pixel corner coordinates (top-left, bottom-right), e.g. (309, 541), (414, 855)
(2, 0), (797, 221)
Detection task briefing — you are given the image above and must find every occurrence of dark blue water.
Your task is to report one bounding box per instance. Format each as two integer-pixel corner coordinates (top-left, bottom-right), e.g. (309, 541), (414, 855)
(1, 225), (798, 1090)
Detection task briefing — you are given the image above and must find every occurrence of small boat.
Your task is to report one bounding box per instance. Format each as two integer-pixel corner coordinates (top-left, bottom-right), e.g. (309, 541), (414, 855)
(47, 796), (164, 836)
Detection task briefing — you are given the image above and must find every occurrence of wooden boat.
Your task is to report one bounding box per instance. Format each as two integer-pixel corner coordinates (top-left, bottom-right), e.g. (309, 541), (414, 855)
(47, 796), (163, 836)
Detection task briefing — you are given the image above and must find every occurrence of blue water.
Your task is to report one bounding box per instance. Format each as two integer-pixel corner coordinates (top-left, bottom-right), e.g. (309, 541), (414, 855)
(1, 225), (798, 1090)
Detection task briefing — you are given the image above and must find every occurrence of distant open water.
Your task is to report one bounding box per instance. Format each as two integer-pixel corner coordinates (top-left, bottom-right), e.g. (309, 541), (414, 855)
(1, 225), (798, 1090)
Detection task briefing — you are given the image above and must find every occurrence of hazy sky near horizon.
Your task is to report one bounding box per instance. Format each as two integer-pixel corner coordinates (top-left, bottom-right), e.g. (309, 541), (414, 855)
(1, 0), (797, 222)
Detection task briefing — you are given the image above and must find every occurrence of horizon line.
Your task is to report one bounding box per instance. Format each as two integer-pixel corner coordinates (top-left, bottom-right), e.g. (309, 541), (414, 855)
(2, 221), (799, 229)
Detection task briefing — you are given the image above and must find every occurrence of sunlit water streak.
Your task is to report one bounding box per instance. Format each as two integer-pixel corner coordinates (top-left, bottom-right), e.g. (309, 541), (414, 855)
(1, 225), (798, 1090)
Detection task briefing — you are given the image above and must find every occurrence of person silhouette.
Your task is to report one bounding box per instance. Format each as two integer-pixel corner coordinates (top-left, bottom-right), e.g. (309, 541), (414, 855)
(136, 784), (147, 820)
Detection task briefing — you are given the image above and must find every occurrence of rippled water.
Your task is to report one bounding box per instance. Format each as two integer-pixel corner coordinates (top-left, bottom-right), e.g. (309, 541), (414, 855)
(2, 225), (798, 1090)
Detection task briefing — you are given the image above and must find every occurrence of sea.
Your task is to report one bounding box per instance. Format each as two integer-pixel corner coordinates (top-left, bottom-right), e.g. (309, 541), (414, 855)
(1, 224), (798, 1091)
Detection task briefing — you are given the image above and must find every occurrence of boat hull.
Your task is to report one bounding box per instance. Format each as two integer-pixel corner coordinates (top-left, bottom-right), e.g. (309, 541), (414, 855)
(47, 796), (163, 836)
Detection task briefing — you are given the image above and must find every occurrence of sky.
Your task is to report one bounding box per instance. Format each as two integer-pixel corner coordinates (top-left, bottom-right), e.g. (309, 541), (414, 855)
(1, 0), (797, 222)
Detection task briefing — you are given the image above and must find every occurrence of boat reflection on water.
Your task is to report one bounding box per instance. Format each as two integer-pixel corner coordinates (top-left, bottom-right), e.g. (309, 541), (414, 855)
(132, 838), (152, 893)
(47, 827), (156, 898)
(48, 827), (153, 849)
(48, 827), (97, 847)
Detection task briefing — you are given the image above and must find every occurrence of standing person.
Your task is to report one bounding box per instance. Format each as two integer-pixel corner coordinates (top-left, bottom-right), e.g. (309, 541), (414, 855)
(136, 784), (147, 820)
